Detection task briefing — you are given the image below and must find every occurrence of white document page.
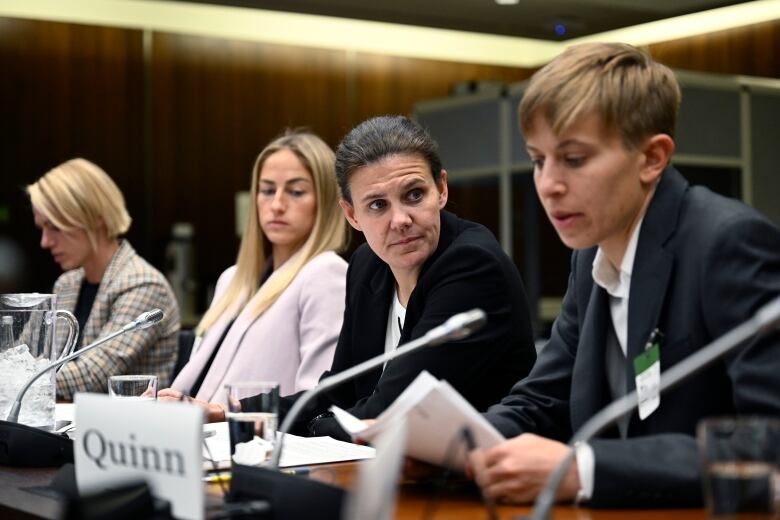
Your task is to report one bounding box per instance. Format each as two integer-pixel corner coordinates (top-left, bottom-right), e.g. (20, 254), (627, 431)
(202, 422), (375, 470)
(332, 370), (440, 439)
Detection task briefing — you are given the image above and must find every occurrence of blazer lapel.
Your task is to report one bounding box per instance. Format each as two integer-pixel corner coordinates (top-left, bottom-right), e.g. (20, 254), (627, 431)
(200, 309), (257, 402)
(82, 241), (133, 344)
(625, 167), (688, 395)
(352, 263), (394, 396)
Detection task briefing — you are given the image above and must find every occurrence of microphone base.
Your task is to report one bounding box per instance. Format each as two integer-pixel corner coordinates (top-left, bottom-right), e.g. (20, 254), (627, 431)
(227, 464), (345, 520)
(0, 420), (74, 467)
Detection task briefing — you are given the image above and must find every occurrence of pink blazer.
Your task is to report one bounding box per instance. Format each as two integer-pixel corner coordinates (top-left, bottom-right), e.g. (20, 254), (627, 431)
(171, 251), (347, 404)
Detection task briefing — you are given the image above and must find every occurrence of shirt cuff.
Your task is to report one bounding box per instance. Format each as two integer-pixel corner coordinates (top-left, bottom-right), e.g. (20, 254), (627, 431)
(574, 441), (595, 503)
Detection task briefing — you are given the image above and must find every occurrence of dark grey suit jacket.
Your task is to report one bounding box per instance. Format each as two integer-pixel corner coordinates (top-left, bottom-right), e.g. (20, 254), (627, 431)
(484, 167), (780, 507)
(273, 210), (537, 438)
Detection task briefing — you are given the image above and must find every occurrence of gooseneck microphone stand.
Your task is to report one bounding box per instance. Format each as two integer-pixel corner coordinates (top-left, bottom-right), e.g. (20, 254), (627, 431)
(5, 309), (164, 423)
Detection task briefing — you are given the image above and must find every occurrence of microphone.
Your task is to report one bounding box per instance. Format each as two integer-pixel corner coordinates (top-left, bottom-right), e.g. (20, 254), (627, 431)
(4, 308), (165, 423)
(127, 309), (165, 331)
(0, 308), (165, 468)
(526, 295), (780, 520)
(422, 308), (488, 343)
(269, 307), (487, 468)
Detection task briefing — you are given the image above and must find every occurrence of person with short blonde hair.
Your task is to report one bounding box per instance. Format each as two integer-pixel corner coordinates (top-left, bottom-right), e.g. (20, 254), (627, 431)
(161, 130), (348, 405)
(518, 41), (681, 149)
(469, 42), (780, 508)
(28, 158), (180, 399)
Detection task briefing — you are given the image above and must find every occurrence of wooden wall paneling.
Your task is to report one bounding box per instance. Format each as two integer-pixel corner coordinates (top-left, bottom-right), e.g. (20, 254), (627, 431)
(0, 17), (144, 292)
(350, 51), (532, 123)
(150, 33), (351, 303)
(649, 19), (780, 78)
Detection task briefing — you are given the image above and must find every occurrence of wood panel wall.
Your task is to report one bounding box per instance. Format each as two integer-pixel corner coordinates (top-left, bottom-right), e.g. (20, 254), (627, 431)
(1, 14), (778, 310)
(0, 18), (145, 292)
(649, 19), (780, 77)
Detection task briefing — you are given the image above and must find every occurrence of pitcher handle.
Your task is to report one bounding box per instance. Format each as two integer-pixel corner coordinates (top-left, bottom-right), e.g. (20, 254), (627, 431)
(54, 310), (79, 365)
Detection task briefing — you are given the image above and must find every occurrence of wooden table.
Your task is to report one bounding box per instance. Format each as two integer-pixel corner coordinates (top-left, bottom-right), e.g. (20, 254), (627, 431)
(305, 463), (706, 520)
(1, 463), (706, 519)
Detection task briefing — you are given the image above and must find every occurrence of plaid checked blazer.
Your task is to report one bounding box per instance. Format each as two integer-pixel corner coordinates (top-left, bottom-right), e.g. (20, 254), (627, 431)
(53, 240), (180, 399)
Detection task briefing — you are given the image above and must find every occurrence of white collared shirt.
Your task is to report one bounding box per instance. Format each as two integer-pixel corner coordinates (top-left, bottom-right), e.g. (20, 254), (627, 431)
(591, 215), (643, 355)
(576, 215), (645, 502)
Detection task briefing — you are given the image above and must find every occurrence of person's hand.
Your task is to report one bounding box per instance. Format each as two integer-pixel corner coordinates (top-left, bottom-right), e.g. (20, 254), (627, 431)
(353, 419), (377, 445)
(468, 433), (580, 504)
(157, 388), (226, 423)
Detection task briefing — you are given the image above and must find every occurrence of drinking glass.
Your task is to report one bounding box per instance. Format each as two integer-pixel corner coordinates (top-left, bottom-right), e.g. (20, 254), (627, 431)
(107, 375), (158, 400)
(224, 381), (279, 463)
(698, 417), (780, 519)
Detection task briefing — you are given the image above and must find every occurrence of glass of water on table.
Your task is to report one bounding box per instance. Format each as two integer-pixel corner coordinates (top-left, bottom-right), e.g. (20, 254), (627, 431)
(224, 381), (279, 464)
(108, 375), (158, 400)
(698, 417), (780, 519)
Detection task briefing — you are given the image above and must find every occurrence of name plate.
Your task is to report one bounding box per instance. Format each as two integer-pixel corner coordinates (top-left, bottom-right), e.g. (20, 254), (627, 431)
(74, 393), (204, 520)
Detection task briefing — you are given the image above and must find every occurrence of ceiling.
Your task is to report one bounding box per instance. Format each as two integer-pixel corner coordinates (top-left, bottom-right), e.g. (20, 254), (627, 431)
(173, 0), (751, 40)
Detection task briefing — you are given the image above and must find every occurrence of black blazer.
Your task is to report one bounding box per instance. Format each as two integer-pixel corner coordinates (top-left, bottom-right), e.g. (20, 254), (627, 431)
(274, 210), (537, 437)
(484, 167), (780, 507)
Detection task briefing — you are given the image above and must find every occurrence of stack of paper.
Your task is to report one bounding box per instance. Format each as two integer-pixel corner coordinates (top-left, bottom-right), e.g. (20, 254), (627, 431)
(331, 371), (504, 470)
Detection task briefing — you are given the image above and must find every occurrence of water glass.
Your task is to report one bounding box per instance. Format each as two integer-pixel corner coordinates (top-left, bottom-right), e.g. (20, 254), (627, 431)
(698, 417), (780, 519)
(224, 381), (279, 462)
(107, 375), (158, 400)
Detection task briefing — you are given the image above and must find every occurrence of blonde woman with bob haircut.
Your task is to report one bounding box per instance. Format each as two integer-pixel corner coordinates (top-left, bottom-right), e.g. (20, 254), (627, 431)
(162, 130), (348, 406)
(28, 158), (180, 399)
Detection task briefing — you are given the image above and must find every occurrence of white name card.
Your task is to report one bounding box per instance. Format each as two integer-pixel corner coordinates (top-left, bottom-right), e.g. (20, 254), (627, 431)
(74, 393), (204, 520)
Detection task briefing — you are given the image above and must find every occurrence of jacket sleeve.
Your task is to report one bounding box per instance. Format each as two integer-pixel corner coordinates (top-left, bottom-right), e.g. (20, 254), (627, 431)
(271, 257), (357, 436)
(483, 253), (580, 441)
(56, 275), (179, 399)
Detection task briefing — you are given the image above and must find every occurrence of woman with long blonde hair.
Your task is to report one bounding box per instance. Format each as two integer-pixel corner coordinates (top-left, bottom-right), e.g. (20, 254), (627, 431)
(162, 131), (348, 404)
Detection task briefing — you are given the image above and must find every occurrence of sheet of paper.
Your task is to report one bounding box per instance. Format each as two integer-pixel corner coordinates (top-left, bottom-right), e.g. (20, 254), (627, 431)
(202, 422), (375, 470)
(330, 371), (505, 471)
(334, 370), (439, 439)
(280, 435), (375, 467)
(55, 402), (75, 423)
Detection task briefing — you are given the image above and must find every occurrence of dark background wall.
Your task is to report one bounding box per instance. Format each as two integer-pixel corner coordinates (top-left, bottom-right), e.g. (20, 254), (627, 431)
(1, 15), (779, 313)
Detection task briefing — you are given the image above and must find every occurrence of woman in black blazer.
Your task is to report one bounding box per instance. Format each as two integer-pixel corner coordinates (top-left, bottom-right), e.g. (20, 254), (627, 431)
(202, 115), (537, 440)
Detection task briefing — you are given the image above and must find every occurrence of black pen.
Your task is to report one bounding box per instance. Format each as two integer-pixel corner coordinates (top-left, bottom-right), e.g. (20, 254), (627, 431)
(644, 328), (664, 351)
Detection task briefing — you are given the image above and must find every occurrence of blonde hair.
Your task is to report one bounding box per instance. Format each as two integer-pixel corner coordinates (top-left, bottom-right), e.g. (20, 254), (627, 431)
(27, 158), (131, 250)
(196, 131), (347, 335)
(519, 42), (681, 148)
